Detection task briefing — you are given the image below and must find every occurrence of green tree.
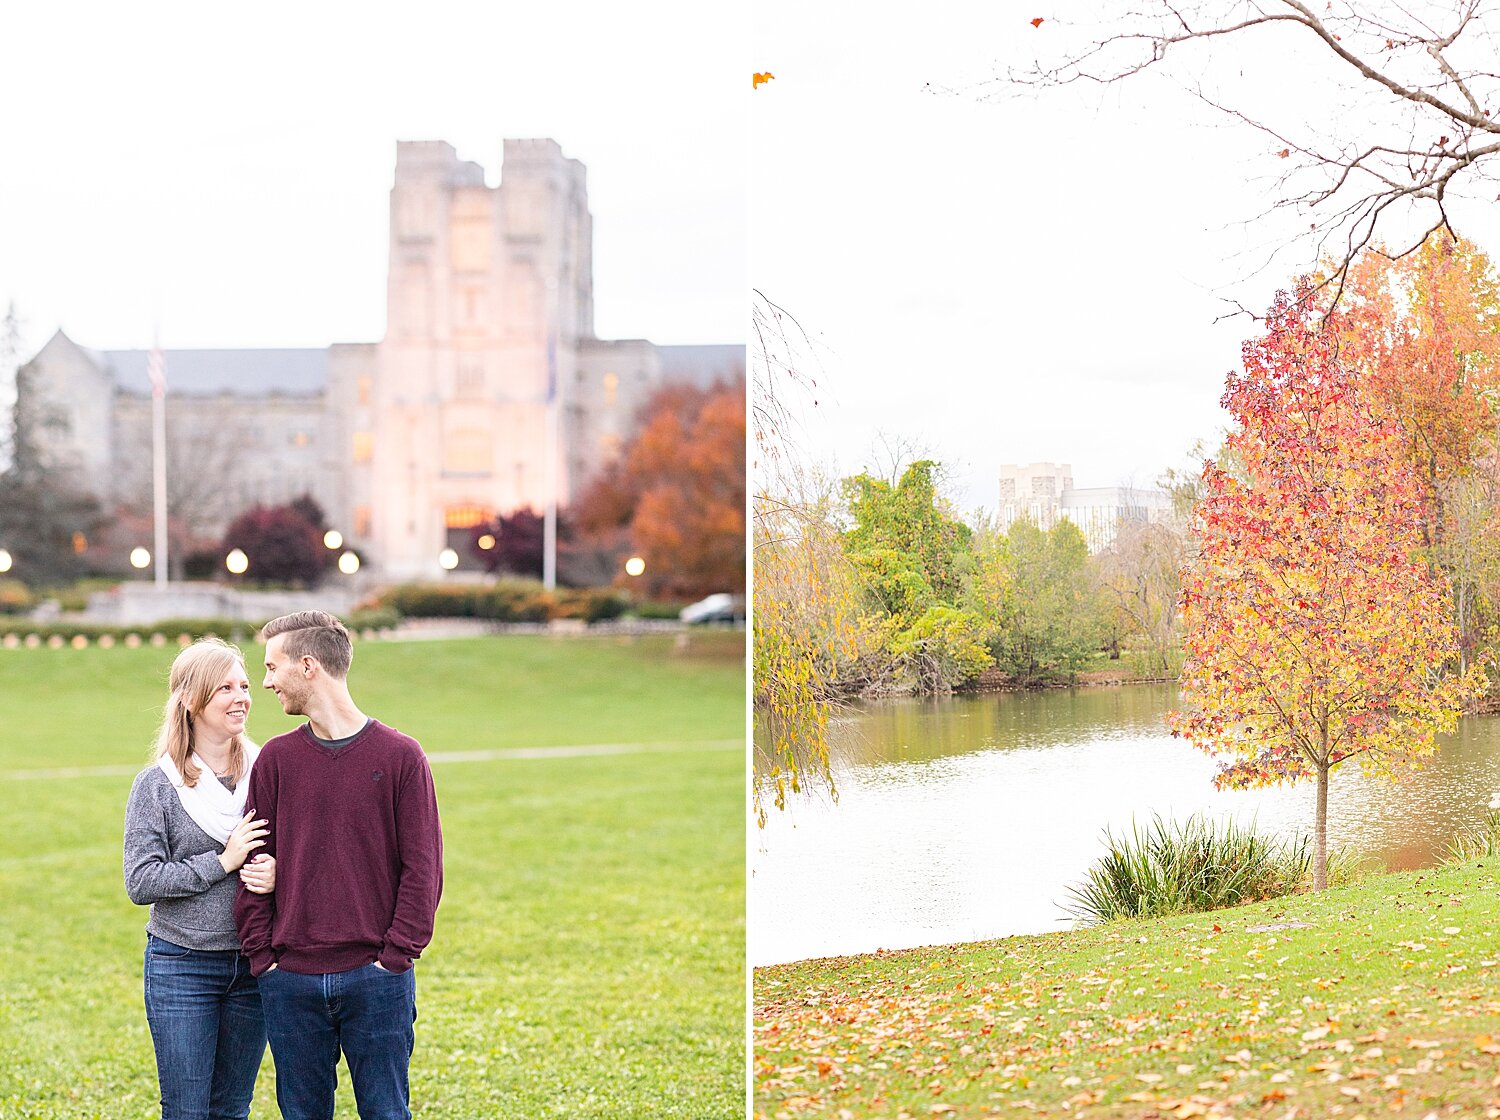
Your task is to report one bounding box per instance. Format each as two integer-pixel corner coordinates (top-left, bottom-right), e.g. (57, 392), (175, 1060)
(991, 518), (1101, 683)
(841, 460), (990, 693)
(0, 304), (104, 586)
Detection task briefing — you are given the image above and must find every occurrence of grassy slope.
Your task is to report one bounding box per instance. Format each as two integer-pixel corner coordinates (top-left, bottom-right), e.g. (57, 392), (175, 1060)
(0, 633), (744, 1120)
(756, 859), (1500, 1119)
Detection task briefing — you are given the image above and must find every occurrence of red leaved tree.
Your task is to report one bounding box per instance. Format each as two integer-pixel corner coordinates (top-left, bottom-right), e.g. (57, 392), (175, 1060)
(469, 507), (546, 579)
(1170, 288), (1486, 890)
(220, 501), (326, 586)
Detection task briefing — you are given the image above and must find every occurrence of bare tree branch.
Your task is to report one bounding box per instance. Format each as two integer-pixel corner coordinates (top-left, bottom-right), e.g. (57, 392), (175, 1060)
(1001, 0), (1500, 308)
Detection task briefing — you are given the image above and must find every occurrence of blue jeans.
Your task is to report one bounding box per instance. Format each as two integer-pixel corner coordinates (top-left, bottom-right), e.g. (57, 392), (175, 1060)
(256, 963), (417, 1120)
(143, 934), (267, 1120)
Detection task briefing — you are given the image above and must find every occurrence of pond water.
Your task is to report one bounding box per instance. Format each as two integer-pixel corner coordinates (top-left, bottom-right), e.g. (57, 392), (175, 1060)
(750, 685), (1500, 965)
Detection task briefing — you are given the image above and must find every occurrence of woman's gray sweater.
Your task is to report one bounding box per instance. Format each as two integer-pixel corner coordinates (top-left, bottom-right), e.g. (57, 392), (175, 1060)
(122, 765), (241, 951)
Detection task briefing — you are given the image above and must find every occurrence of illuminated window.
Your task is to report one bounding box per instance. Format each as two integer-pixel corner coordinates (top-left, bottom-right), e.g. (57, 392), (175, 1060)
(357, 377), (371, 407)
(354, 506), (372, 537)
(443, 429), (492, 475)
(444, 505), (491, 529)
(353, 432), (373, 463)
(602, 371), (618, 408)
(291, 431), (311, 448)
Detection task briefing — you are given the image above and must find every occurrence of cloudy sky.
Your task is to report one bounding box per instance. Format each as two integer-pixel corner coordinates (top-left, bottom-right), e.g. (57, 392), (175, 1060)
(0, 1), (744, 368)
(751, 1), (1500, 515)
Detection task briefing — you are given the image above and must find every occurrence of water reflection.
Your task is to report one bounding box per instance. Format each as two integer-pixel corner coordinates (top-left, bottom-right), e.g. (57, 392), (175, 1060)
(751, 687), (1500, 965)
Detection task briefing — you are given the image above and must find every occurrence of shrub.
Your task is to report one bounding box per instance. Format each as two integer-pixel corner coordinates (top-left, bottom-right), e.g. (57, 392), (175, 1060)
(346, 607), (401, 633)
(633, 600), (688, 620)
(553, 588), (628, 623)
(475, 581), (553, 623)
(374, 581), (626, 624)
(1064, 813), (1358, 924)
(181, 550), (220, 580)
(0, 618), (254, 642)
(381, 584), (484, 619)
(0, 579), (33, 615)
(0, 611), (398, 645)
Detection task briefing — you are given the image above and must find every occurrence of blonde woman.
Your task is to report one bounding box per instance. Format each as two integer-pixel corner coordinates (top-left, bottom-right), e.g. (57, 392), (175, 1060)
(123, 637), (277, 1120)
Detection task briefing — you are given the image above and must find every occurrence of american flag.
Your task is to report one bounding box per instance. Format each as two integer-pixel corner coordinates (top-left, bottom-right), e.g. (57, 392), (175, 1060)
(147, 345), (167, 400)
(545, 336), (556, 405)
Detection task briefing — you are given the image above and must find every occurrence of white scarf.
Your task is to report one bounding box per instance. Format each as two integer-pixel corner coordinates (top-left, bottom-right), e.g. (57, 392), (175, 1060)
(156, 742), (262, 844)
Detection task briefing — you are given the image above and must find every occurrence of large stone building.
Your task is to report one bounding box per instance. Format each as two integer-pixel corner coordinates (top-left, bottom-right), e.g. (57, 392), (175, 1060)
(997, 463), (1173, 553)
(16, 139), (742, 579)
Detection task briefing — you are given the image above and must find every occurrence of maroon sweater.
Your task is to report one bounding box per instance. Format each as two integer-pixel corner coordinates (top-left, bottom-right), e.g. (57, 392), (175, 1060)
(234, 720), (443, 977)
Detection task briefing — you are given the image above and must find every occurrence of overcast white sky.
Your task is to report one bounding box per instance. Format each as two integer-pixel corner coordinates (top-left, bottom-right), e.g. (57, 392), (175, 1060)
(0, 0), (744, 369)
(751, 1), (1500, 516)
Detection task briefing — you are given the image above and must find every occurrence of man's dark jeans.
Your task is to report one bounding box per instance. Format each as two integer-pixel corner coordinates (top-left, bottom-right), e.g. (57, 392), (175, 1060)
(256, 963), (417, 1120)
(143, 934), (267, 1120)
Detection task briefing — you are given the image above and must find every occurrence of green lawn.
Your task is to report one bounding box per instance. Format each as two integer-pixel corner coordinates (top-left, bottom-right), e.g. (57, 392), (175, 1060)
(756, 859), (1500, 1119)
(0, 632), (745, 1119)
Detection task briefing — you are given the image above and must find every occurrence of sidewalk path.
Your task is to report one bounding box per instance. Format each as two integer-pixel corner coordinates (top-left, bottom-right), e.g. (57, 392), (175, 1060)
(5, 738), (743, 781)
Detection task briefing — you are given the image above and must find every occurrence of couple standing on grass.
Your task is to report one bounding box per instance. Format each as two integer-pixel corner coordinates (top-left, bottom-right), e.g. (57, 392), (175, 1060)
(122, 610), (444, 1120)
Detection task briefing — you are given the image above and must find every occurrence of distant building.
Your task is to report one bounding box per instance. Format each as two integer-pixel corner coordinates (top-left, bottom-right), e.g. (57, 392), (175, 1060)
(15, 139), (742, 579)
(997, 463), (1172, 552)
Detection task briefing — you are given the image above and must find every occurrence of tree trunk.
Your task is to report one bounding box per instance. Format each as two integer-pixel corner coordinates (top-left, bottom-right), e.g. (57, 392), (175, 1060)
(1313, 764), (1330, 892)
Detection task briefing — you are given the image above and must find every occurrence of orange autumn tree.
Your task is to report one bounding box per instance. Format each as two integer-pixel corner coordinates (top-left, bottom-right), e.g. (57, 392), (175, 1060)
(1170, 288), (1486, 890)
(1340, 235), (1500, 668)
(573, 377), (745, 600)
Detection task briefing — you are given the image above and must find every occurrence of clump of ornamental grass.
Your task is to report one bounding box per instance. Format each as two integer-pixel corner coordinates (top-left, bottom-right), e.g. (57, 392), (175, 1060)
(1064, 813), (1361, 925)
(1444, 804), (1500, 864)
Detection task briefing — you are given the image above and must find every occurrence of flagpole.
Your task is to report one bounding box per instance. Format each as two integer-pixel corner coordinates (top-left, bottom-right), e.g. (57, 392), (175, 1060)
(543, 318), (558, 592)
(150, 340), (168, 588)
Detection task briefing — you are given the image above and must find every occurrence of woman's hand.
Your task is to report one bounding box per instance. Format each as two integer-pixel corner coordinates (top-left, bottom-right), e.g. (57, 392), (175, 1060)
(218, 811), (268, 874)
(239, 853), (276, 894)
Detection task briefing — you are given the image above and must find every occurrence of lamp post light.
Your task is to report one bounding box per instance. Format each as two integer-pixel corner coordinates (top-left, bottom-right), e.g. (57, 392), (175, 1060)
(624, 556), (646, 578)
(130, 547), (152, 572)
(323, 529), (343, 551)
(224, 549), (249, 644)
(338, 551), (361, 575)
(438, 548), (459, 572)
(0, 549), (12, 574)
(477, 533), (496, 551)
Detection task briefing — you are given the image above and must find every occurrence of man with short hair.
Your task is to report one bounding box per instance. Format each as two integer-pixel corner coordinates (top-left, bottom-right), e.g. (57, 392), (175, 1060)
(235, 610), (442, 1120)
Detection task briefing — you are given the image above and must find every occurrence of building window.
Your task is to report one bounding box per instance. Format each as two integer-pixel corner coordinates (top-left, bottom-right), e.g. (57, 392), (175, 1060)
(354, 506), (372, 537)
(443, 429), (492, 475)
(445, 505), (490, 529)
(603, 371), (618, 408)
(456, 362), (484, 398)
(353, 431), (373, 463)
(357, 377), (372, 407)
(291, 431), (311, 448)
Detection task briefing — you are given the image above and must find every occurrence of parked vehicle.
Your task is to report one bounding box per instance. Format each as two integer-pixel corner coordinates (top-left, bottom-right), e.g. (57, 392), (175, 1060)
(679, 593), (746, 624)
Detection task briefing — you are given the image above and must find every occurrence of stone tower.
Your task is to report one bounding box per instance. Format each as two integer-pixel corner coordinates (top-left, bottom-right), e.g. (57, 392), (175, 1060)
(366, 139), (600, 578)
